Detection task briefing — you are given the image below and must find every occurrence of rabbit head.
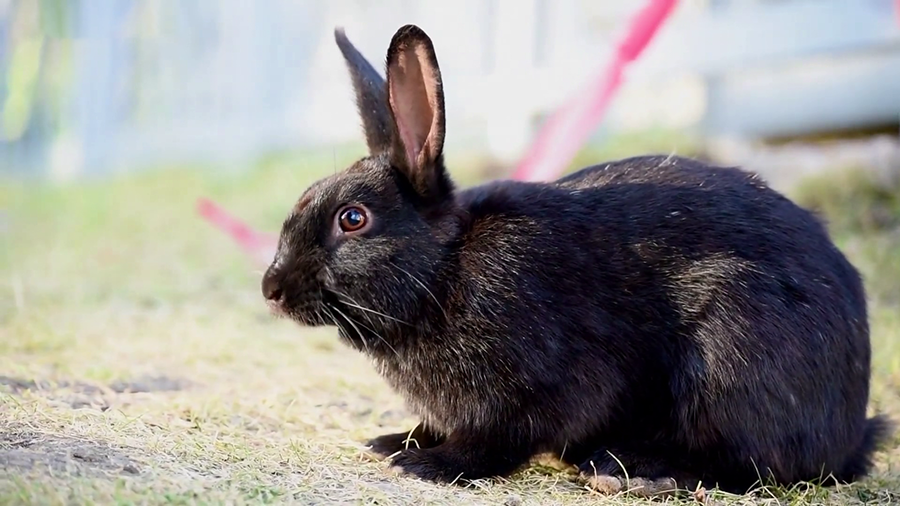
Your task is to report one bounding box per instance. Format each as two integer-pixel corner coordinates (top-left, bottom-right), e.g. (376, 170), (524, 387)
(260, 25), (459, 348)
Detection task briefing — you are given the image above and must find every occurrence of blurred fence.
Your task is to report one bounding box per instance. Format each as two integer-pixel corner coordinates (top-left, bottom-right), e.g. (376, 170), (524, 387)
(1, 0), (899, 180)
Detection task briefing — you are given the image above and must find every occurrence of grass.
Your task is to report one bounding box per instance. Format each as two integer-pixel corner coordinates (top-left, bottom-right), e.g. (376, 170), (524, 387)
(2, 135), (900, 505)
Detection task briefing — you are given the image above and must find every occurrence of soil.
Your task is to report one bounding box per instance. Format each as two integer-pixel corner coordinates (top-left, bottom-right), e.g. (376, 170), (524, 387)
(0, 374), (192, 480)
(0, 431), (142, 478)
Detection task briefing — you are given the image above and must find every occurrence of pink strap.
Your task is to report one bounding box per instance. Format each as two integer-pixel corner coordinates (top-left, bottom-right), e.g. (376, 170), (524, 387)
(511, 0), (678, 182)
(196, 197), (278, 265)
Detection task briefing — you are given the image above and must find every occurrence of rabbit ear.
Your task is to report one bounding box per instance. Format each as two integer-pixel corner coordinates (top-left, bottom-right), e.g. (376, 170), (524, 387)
(334, 28), (393, 155)
(385, 25), (452, 201)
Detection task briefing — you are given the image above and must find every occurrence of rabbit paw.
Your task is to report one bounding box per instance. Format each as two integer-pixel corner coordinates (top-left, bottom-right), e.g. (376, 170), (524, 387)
(388, 448), (465, 483)
(367, 433), (413, 459)
(367, 426), (444, 459)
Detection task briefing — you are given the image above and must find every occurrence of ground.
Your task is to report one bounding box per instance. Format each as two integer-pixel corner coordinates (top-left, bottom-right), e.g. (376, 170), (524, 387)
(3, 137), (900, 505)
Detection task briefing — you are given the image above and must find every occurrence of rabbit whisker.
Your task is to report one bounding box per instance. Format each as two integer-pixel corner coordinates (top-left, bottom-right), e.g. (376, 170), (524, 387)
(326, 289), (378, 331)
(389, 261), (448, 321)
(331, 303), (399, 357)
(315, 307), (330, 327)
(348, 312), (399, 357)
(329, 303), (370, 354)
(325, 304), (369, 354)
(327, 289), (410, 326)
(344, 301), (408, 325)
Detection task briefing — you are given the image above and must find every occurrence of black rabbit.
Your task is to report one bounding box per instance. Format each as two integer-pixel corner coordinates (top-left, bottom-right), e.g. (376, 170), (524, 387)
(260, 24), (891, 495)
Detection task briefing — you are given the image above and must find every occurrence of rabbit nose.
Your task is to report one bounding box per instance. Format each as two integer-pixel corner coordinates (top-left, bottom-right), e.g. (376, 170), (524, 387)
(261, 268), (283, 301)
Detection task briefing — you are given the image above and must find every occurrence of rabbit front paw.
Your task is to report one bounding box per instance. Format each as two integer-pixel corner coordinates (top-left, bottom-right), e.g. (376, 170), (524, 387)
(386, 433), (532, 483)
(367, 432), (423, 458)
(367, 424), (445, 459)
(388, 448), (466, 483)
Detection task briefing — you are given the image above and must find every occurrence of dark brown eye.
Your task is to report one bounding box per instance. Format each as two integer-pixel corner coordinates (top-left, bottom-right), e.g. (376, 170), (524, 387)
(338, 206), (368, 233)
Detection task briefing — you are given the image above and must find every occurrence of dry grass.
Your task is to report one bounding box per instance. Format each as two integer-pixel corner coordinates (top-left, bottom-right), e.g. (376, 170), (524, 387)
(2, 143), (900, 505)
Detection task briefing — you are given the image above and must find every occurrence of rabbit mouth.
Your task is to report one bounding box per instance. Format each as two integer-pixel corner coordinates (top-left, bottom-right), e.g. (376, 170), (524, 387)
(271, 291), (332, 327)
(266, 298), (288, 319)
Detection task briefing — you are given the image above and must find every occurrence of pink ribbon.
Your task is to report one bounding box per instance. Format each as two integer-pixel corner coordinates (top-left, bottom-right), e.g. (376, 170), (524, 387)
(196, 198), (278, 266)
(511, 0), (678, 182)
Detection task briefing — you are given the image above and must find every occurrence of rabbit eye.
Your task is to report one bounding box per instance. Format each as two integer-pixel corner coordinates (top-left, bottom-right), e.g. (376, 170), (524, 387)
(338, 206), (368, 233)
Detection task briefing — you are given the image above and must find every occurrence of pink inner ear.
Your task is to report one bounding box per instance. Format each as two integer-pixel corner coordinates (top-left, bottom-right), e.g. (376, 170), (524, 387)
(396, 117), (421, 169)
(389, 44), (436, 171)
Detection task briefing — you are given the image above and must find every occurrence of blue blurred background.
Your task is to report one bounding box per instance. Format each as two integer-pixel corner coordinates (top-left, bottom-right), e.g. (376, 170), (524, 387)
(2, 0), (898, 183)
